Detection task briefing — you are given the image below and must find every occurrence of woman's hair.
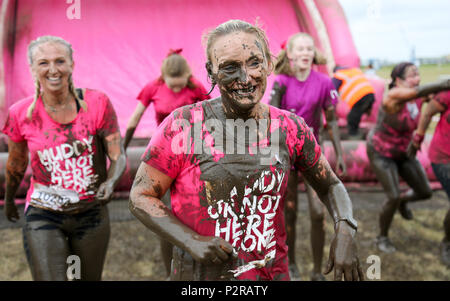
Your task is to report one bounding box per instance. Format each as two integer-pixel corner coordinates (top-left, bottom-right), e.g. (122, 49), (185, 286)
(388, 62), (415, 90)
(160, 51), (196, 89)
(202, 19), (273, 93)
(26, 35), (86, 119)
(274, 32), (327, 75)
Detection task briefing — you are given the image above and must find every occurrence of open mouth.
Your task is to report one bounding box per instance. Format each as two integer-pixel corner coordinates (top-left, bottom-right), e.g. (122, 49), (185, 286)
(47, 76), (62, 84)
(232, 85), (256, 97)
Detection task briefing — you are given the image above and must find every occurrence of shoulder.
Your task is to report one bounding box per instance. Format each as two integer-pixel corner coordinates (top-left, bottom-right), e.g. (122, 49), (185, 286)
(274, 73), (291, 83)
(311, 70), (332, 83)
(83, 88), (110, 104)
(436, 91), (450, 108)
(170, 100), (206, 122)
(269, 105), (307, 129)
(142, 78), (165, 92)
(7, 95), (35, 117)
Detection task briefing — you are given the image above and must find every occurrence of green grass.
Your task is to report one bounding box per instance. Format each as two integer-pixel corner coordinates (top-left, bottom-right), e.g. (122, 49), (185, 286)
(374, 63), (450, 84)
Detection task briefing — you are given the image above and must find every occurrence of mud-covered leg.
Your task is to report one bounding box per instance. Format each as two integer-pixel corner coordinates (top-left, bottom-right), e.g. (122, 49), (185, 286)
(305, 180), (326, 281)
(284, 170), (301, 280)
(367, 145), (400, 253)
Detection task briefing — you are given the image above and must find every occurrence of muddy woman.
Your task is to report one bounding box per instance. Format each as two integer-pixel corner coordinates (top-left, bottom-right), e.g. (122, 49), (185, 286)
(269, 32), (346, 281)
(2, 36), (126, 280)
(366, 62), (450, 253)
(129, 20), (363, 281)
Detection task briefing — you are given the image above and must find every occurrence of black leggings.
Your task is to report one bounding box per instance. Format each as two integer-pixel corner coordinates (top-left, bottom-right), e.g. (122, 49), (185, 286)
(22, 204), (110, 281)
(367, 143), (432, 235)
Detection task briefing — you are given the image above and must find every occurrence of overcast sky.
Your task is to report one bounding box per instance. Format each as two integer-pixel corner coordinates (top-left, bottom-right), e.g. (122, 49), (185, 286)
(339, 0), (450, 62)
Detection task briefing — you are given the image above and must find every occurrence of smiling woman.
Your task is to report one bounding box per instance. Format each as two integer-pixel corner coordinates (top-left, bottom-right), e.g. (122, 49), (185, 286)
(1, 35), (126, 281)
(129, 19), (364, 281)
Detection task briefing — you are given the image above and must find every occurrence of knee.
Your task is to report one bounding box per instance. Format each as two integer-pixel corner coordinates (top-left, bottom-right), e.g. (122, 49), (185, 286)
(418, 187), (432, 200)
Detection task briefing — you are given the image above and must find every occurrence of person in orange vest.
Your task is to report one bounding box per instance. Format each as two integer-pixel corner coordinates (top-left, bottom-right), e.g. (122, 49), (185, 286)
(332, 66), (376, 139)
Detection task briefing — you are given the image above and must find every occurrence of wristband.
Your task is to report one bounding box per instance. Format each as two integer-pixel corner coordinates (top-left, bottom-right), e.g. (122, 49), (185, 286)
(335, 217), (358, 232)
(412, 132), (424, 146)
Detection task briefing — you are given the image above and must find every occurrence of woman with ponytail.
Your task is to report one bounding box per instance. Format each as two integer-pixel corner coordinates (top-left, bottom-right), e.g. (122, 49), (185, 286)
(123, 49), (210, 149)
(367, 62), (450, 253)
(124, 49), (210, 278)
(2, 36), (126, 280)
(269, 32), (346, 281)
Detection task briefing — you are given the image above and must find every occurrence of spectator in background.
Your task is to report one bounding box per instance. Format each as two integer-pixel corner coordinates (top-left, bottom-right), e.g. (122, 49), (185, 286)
(332, 66), (376, 139)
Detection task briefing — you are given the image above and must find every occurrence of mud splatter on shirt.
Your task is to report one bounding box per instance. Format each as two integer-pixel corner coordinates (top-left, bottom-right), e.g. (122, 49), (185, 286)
(142, 98), (321, 280)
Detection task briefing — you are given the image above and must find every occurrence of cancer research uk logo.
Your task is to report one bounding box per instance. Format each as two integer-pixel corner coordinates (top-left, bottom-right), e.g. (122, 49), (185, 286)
(169, 112), (280, 166)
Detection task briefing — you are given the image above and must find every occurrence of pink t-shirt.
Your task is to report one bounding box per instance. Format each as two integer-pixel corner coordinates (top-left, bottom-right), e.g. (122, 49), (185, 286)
(429, 91), (450, 164)
(142, 98), (321, 280)
(272, 71), (338, 139)
(2, 89), (120, 213)
(137, 76), (210, 125)
(369, 98), (423, 159)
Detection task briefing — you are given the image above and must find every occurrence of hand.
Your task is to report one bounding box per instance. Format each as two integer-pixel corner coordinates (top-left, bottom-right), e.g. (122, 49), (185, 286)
(96, 180), (115, 205)
(324, 221), (364, 281)
(188, 236), (234, 265)
(4, 201), (20, 222)
(406, 141), (419, 158)
(335, 155), (347, 177)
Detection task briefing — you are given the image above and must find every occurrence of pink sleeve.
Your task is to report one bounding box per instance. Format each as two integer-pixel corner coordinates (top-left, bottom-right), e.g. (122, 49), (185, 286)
(435, 91), (450, 109)
(141, 111), (186, 179)
(289, 114), (322, 171)
(96, 94), (120, 137)
(322, 77), (339, 110)
(137, 80), (158, 107)
(1, 109), (25, 143)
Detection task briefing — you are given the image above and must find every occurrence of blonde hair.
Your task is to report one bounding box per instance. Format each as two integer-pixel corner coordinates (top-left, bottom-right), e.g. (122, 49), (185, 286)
(275, 32), (327, 75)
(26, 35), (87, 119)
(160, 53), (196, 89)
(203, 19), (273, 90)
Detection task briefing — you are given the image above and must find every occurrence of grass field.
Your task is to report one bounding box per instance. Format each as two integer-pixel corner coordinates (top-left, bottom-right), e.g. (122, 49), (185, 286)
(373, 63), (450, 84)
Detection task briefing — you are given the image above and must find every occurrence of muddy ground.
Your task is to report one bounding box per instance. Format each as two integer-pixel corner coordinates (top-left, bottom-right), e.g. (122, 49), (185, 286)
(0, 187), (449, 281)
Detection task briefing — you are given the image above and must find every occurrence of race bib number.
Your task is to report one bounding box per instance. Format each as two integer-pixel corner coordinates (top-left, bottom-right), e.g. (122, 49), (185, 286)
(30, 185), (80, 211)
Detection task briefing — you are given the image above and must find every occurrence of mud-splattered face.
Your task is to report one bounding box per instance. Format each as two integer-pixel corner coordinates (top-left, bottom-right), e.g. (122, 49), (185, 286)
(30, 42), (73, 94)
(287, 35), (314, 71)
(164, 73), (190, 93)
(397, 65), (420, 88)
(209, 31), (271, 112)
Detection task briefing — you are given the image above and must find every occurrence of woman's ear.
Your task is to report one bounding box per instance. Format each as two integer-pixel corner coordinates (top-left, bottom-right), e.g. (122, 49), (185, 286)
(205, 62), (216, 84)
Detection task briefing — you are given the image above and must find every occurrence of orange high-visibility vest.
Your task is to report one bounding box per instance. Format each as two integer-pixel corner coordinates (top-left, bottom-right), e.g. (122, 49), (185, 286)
(333, 68), (375, 108)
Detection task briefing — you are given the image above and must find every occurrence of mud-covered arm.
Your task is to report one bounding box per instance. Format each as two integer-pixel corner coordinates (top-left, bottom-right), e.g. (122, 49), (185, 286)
(302, 154), (363, 281)
(129, 163), (233, 265)
(384, 79), (450, 113)
(302, 154), (355, 232)
(269, 82), (286, 108)
(4, 139), (29, 222)
(96, 131), (127, 203)
(324, 106), (346, 176)
(406, 99), (445, 158)
(124, 102), (147, 149)
(416, 99), (445, 136)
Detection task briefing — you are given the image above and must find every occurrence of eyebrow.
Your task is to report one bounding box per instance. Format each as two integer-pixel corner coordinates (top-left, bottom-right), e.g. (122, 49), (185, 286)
(36, 56), (67, 61)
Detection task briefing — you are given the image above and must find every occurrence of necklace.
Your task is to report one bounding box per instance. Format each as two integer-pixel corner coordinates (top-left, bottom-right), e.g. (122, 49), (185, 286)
(42, 94), (72, 113)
